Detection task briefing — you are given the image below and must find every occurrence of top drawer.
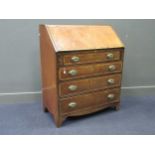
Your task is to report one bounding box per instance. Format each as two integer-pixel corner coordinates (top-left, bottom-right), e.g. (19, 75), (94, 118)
(60, 50), (121, 66)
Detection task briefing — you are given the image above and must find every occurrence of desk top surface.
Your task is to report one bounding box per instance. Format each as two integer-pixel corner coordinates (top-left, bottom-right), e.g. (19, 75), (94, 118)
(45, 25), (124, 52)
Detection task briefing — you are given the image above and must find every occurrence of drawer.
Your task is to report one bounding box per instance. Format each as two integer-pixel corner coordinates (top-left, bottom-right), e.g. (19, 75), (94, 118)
(62, 50), (120, 65)
(59, 74), (121, 97)
(60, 88), (120, 114)
(59, 61), (122, 80)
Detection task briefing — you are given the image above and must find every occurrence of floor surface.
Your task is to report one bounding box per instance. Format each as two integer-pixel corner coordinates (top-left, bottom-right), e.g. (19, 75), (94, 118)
(0, 96), (155, 135)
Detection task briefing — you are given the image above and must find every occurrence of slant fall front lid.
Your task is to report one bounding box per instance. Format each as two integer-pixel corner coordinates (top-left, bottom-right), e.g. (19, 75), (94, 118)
(46, 25), (124, 52)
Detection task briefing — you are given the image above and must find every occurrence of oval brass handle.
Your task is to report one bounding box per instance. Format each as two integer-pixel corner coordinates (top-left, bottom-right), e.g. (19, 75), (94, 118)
(108, 65), (116, 71)
(68, 102), (77, 108)
(107, 94), (115, 100)
(107, 53), (114, 60)
(107, 78), (115, 85)
(71, 56), (80, 62)
(68, 85), (78, 91)
(68, 69), (78, 76)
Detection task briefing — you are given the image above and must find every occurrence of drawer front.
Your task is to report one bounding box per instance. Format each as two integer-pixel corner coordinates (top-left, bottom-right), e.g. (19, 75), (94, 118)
(59, 61), (122, 80)
(62, 50), (120, 65)
(59, 78), (90, 97)
(60, 88), (120, 114)
(59, 74), (121, 97)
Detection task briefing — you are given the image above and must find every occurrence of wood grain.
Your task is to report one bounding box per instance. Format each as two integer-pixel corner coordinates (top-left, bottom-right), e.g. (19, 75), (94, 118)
(39, 25), (59, 125)
(60, 88), (120, 114)
(59, 61), (122, 80)
(40, 25), (125, 127)
(59, 74), (121, 97)
(46, 25), (124, 51)
(62, 50), (121, 65)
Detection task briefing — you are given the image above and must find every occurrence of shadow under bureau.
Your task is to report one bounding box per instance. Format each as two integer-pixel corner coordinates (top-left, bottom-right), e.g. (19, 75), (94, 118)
(39, 25), (125, 127)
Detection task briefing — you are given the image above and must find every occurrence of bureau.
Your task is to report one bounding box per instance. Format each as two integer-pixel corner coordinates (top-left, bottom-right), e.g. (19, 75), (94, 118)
(39, 25), (124, 127)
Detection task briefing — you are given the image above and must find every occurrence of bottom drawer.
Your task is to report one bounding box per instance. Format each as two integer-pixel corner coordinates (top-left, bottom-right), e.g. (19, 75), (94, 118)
(60, 88), (120, 114)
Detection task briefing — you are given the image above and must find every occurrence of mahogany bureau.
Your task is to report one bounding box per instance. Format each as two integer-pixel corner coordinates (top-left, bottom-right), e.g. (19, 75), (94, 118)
(39, 25), (125, 127)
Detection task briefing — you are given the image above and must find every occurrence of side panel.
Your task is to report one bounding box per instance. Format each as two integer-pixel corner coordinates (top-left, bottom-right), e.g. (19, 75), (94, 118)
(39, 25), (59, 122)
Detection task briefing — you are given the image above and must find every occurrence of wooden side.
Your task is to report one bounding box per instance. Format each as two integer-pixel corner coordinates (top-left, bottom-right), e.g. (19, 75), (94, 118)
(39, 25), (59, 124)
(118, 48), (125, 109)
